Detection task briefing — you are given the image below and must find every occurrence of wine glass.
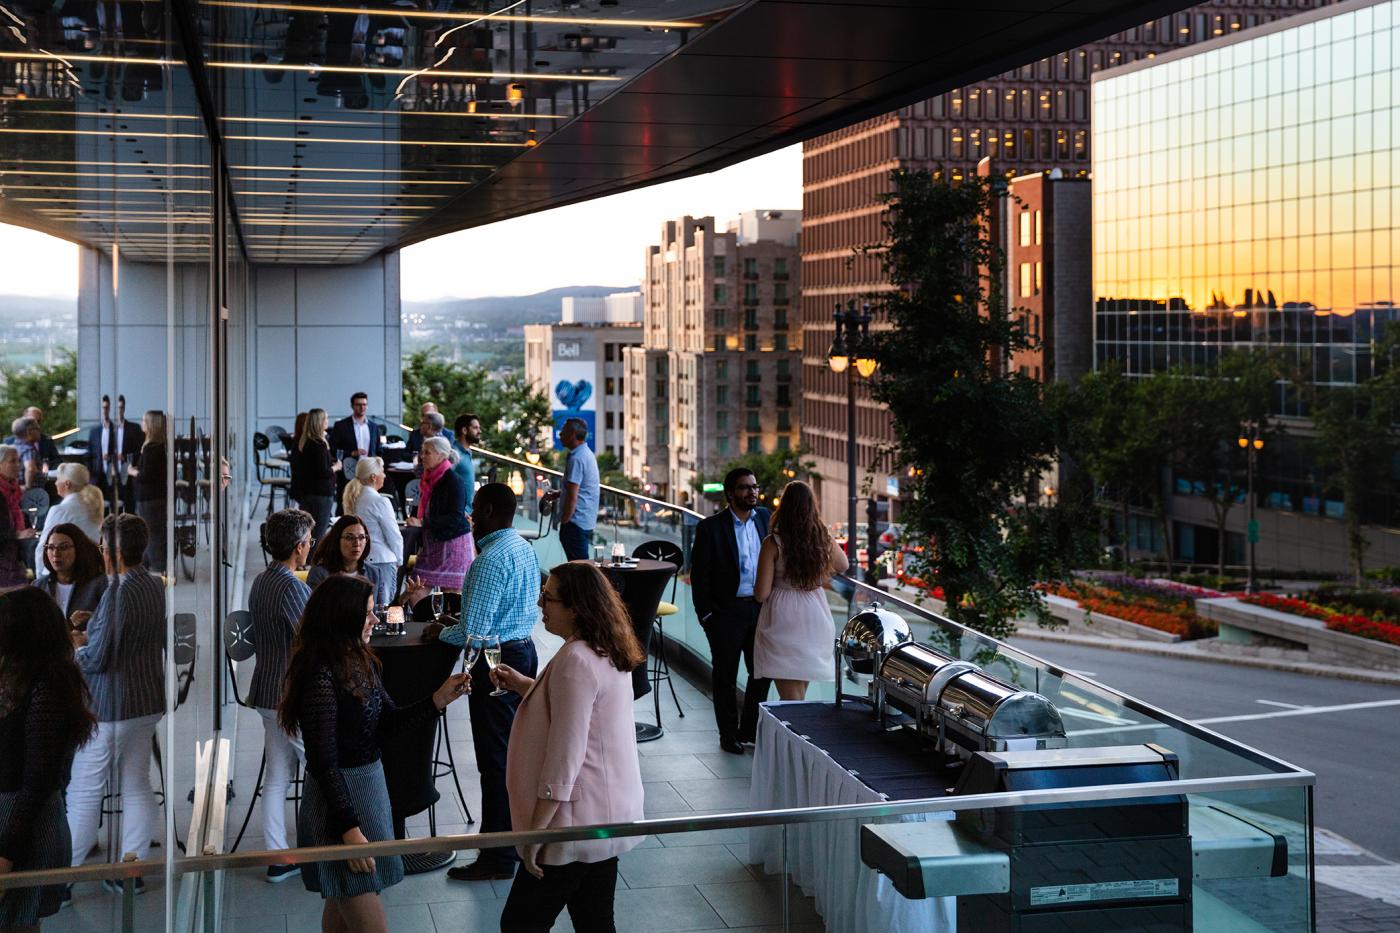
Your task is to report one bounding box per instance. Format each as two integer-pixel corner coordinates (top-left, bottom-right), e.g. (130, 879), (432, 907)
(611, 541), (626, 565)
(462, 635), (482, 675)
(484, 636), (506, 696)
(592, 543), (606, 565)
(429, 586), (444, 621)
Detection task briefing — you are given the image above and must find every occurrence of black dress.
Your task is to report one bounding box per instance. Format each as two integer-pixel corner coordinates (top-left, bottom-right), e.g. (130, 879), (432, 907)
(136, 441), (168, 571)
(0, 677), (79, 924)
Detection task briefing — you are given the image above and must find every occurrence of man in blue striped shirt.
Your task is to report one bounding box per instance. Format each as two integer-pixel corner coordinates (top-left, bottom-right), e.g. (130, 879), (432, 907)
(433, 482), (540, 881)
(67, 514), (166, 886)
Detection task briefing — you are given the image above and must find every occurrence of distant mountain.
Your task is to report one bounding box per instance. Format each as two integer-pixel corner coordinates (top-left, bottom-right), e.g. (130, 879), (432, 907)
(403, 286), (633, 328)
(0, 294), (76, 321)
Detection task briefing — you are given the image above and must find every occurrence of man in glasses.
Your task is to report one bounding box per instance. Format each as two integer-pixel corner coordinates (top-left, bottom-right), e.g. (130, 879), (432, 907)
(690, 468), (773, 754)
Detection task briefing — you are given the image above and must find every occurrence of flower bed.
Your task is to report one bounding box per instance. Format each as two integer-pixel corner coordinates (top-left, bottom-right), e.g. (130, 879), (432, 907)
(1039, 578), (1217, 640)
(1240, 591), (1400, 647)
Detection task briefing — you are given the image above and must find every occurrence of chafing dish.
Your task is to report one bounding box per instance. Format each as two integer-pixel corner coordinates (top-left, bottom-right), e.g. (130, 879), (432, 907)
(875, 642), (1066, 756)
(835, 602), (911, 707)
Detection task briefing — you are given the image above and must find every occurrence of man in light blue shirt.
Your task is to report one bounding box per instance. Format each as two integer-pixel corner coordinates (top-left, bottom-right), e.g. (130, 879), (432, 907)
(558, 416), (599, 561)
(431, 482), (541, 881)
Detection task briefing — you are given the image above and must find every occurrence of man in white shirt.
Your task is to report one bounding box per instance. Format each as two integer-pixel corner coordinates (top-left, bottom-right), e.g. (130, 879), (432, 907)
(330, 391), (381, 460)
(86, 394), (144, 511)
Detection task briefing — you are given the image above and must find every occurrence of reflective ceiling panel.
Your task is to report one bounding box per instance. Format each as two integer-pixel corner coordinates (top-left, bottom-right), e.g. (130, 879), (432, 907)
(3, 0), (1200, 265)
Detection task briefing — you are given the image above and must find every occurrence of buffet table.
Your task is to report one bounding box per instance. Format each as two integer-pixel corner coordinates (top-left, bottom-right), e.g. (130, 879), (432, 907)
(749, 701), (955, 933)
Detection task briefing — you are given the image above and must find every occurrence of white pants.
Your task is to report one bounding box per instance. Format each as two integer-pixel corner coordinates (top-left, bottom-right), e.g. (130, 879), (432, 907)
(257, 708), (306, 850)
(67, 714), (164, 865)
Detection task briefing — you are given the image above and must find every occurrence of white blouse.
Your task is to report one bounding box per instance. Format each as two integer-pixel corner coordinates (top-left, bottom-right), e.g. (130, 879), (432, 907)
(350, 485), (403, 565)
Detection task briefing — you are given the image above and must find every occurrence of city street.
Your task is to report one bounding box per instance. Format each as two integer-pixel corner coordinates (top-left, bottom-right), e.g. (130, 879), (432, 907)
(1007, 637), (1400, 862)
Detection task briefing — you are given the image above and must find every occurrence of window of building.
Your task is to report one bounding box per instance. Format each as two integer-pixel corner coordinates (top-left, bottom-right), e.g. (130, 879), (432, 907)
(717, 436), (730, 455)
(777, 358), (790, 379)
(774, 283), (788, 304)
(775, 308), (788, 330)
(746, 359), (760, 380)
(716, 411), (728, 431)
(655, 380), (666, 397)
(605, 412), (615, 430)
(654, 404), (666, 423)
(745, 411), (760, 432)
(930, 95), (946, 118)
(777, 385), (791, 407)
(712, 284), (726, 302)
(654, 358), (665, 376)
(985, 86), (998, 120)
(713, 256), (726, 277)
(743, 257), (759, 278)
(716, 385), (729, 405)
(618, 413), (624, 430)
(774, 257), (787, 279)
(968, 89), (981, 119)
(777, 410), (790, 431)
(604, 344), (615, 362)
(715, 360), (728, 379)
(1019, 88), (1032, 120)
(655, 425), (667, 445)
(774, 334), (788, 352)
(745, 385), (761, 406)
(1034, 262), (1042, 295)
(777, 435), (791, 451)
(744, 308), (759, 330)
(931, 127), (946, 158)
(1019, 263), (1032, 298)
(1019, 211), (1031, 247)
(605, 377), (616, 395)
(1034, 210), (1042, 245)
(744, 282), (759, 303)
(745, 334), (758, 352)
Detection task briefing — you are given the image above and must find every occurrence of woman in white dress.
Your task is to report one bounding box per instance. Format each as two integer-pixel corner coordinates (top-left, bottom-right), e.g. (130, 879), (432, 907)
(342, 456), (404, 607)
(34, 463), (104, 579)
(754, 480), (849, 701)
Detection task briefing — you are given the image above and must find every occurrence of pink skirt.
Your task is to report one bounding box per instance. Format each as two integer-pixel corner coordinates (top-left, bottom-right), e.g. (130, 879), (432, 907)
(414, 532), (475, 589)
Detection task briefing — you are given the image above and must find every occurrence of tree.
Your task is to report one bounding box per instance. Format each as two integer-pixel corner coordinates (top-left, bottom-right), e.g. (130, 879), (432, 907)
(0, 349), (77, 433)
(862, 170), (1089, 639)
(596, 450), (639, 493)
(401, 349), (552, 454)
(694, 446), (817, 513)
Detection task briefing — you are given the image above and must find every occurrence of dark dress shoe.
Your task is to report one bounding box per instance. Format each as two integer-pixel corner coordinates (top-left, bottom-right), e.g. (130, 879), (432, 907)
(447, 861), (516, 882)
(720, 738), (745, 754)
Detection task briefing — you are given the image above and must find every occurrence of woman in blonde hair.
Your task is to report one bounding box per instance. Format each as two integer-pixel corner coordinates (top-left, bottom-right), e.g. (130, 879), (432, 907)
(290, 408), (339, 543)
(753, 480), (849, 701)
(128, 410), (168, 572)
(343, 457), (402, 606)
(35, 463), (104, 577)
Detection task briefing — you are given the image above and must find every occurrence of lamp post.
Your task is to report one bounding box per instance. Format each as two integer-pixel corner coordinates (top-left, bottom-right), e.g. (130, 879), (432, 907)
(1237, 421), (1265, 593)
(828, 300), (878, 581)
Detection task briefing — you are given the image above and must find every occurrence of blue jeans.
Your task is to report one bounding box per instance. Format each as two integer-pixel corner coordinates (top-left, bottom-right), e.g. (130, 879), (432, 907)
(559, 521), (592, 562)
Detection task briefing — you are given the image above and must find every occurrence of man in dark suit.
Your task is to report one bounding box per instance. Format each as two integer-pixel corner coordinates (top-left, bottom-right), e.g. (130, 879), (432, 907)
(690, 467), (773, 754)
(328, 391), (382, 461)
(87, 394), (144, 511)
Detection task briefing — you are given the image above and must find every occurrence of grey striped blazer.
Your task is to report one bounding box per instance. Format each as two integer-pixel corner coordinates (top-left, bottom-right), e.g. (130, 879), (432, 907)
(247, 563), (312, 711)
(76, 569), (167, 722)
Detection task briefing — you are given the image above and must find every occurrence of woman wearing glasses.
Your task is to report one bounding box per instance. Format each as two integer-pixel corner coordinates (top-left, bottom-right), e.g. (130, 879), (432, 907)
(489, 562), (646, 932)
(33, 463), (103, 573)
(342, 457), (403, 609)
(305, 516), (371, 591)
(279, 575), (470, 933)
(36, 523), (107, 627)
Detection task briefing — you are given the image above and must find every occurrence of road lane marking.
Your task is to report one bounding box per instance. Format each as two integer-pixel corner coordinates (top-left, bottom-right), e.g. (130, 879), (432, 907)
(1068, 697), (1400, 737)
(1256, 700), (1306, 709)
(1059, 707), (1136, 725)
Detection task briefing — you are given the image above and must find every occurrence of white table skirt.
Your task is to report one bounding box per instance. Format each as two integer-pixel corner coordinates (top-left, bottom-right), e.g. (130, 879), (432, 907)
(748, 703), (955, 933)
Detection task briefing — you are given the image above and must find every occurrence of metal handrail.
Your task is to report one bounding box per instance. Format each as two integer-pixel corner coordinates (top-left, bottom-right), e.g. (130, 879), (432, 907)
(472, 445), (705, 520)
(836, 575), (1311, 777)
(0, 768), (1313, 888)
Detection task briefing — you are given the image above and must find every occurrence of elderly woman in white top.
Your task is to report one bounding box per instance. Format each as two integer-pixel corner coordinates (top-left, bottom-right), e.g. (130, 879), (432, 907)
(341, 456), (403, 607)
(35, 462), (104, 579)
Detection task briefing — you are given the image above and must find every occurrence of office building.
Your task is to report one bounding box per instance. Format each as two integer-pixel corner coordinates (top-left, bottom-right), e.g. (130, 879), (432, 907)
(800, 0), (1336, 523)
(524, 306), (642, 458)
(624, 211), (801, 501)
(561, 291), (644, 325)
(1093, 0), (1400, 570)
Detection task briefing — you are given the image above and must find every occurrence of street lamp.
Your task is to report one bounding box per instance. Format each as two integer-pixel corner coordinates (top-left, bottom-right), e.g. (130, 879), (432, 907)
(1237, 421), (1265, 593)
(828, 300), (878, 581)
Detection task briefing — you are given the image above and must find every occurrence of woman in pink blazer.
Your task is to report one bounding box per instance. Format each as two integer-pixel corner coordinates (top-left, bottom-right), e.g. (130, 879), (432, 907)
(490, 561), (647, 932)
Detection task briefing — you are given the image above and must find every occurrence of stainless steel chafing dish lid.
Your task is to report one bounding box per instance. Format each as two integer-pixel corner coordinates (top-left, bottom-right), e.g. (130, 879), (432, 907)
(939, 671), (1066, 742)
(839, 602), (912, 674)
(877, 643), (977, 704)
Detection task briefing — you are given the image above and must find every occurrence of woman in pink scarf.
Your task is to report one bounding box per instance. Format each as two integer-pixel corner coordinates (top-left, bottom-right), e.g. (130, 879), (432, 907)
(405, 437), (474, 591)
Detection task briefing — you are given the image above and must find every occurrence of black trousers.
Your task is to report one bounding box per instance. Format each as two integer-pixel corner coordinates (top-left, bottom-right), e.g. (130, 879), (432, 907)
(467, 638), (537, 867)
(501, 858), (620, 933)
(703, 599), (771, 743)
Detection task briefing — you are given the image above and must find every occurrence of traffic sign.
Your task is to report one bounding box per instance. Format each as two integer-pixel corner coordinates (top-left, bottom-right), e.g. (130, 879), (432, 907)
(1247, 520), (1260, 544)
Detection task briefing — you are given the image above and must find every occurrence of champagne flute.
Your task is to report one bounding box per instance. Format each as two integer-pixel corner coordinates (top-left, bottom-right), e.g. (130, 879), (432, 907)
(462, 635), (482, 675)
(430, 586), (444, 621)
(484, 636), (506, 696)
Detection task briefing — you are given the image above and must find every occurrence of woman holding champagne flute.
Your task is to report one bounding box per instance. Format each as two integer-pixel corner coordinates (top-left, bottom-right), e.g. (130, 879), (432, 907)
(489, 561), (646, 932)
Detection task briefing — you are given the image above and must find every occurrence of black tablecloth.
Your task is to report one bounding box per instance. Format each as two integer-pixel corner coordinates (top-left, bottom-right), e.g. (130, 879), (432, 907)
(769, 701), (951, 801)
(599, 560), (674, 700)
(371, 621), (461, 821)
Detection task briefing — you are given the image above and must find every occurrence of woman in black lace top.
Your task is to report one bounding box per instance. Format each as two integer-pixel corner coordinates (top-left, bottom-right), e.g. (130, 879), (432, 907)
(278, 575), (469, 933)
(0, 587), (96, 927)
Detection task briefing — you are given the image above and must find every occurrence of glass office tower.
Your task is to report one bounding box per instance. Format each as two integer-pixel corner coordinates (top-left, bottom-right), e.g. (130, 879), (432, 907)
(1092, 0), (1400, 564)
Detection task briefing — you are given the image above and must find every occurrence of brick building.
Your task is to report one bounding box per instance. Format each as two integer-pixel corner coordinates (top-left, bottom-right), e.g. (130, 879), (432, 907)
(800, 0), (1337, 523)
(624, 211), (801, 501)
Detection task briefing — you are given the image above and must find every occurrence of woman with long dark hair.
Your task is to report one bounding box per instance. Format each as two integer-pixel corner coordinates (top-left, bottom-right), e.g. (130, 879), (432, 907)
(0, 587), (96, 928)
(36, 524), (107, 627)
(305, 515), (370, 591)
(279, 575), (469, 933)
(490, 562), (646, 932)
(753, 480), (849, 701)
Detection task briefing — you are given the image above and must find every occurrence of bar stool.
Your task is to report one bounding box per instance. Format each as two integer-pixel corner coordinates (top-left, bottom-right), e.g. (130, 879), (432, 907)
(427, 711), (475, 832)
(632, 541), (685, 727)
(225, 610), (303, 852)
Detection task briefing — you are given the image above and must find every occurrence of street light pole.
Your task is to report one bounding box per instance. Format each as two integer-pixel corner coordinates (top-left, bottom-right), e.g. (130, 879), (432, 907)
(828, 300), (877, 580)
(1238, 421), (1264, 593)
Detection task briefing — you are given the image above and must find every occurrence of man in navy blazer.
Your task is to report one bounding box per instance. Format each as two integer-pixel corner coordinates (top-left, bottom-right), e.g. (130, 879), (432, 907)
(690, 467), (773, 753)
(87, 394), (144, 510)
(328, 391), (382, 460)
